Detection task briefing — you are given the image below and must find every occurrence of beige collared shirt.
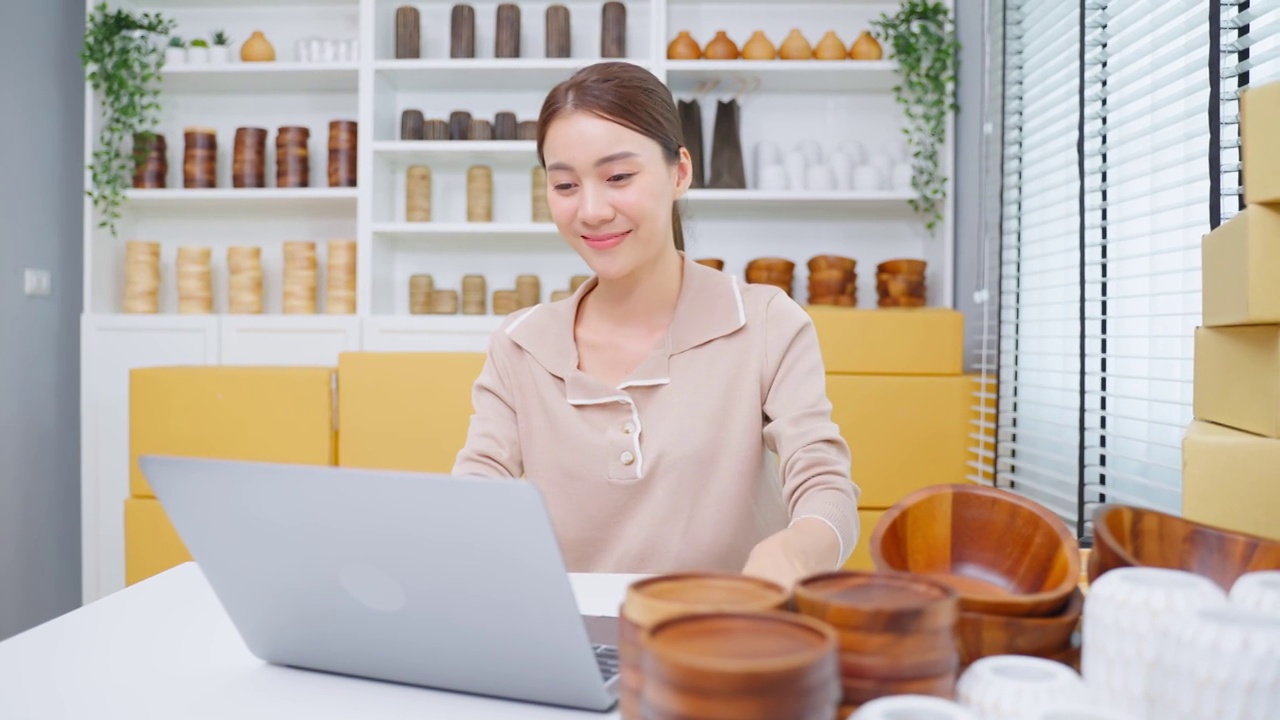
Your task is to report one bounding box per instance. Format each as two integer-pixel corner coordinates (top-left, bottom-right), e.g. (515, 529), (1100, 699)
(453, 254), (860, 574)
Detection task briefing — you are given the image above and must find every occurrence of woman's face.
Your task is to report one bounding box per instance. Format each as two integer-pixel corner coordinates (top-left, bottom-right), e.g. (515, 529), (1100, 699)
(542, 110), (691, 281)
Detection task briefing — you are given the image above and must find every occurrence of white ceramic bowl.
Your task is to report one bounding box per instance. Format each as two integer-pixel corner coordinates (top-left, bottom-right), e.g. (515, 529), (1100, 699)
(850, 694), (978, 720)
(1229, 570), (1280, 616)
(957, 655), (1088, 720)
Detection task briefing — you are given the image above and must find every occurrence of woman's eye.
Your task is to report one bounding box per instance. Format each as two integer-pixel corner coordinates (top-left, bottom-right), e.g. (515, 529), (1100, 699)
(553, 183), (576, 191)
(608, 173), (634, 183)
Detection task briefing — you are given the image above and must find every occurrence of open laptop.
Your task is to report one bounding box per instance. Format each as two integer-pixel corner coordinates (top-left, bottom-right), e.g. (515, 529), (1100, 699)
(138, 455), (621, 712)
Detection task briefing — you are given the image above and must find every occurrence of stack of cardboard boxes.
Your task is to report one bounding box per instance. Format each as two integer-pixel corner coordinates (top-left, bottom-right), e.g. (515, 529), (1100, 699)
(1186, 79), (1280, 541)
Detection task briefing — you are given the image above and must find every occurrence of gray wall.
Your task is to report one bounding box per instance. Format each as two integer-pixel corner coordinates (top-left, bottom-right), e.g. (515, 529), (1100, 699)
(0, 0), (85, 640)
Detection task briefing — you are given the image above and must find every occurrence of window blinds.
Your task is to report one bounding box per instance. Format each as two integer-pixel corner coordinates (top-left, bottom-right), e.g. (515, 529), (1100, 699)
(1222, 2), (1280, 223)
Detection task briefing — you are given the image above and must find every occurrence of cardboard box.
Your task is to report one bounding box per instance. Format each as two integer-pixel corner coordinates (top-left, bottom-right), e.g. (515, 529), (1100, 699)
(807, 307), (964, 376)
(827, 374), (971, 508)
(124, 497), (191, 586)
(843, 509), (885, 571)
(1194, 326), (1280, 438)
(1202, 204), (1280, 326)
(1241, 79), (1280, 206)
(337, 352), (487, 473)
(1182, 420), (1280, 541)
(130, 367), (337, 497)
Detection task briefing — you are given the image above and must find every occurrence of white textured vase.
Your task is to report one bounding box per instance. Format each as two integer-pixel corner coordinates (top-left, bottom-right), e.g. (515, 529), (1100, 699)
(852, 694), (978, 719)
(1229, 570), (1280, 616)
(956, 655), (1088, 720)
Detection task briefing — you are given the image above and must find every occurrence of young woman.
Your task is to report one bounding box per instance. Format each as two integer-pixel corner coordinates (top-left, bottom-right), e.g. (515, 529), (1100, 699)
(453, 61), (859, 589)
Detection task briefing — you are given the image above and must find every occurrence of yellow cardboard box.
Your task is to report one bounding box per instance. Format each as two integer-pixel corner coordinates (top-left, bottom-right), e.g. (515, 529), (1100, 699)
(807, 307), (964, 376)
(124, 497), (191, 585)
(1194, 326), (1280, 438)
(827, 374), (971, 509)
(129, 367), (337, 497)
(843, 509), (885, 572)
(337, 352), (486, 473)
(1241, 79), (1280, 206)
(1201, 204), (1280, 327)
(1182, 420), (1280, 541)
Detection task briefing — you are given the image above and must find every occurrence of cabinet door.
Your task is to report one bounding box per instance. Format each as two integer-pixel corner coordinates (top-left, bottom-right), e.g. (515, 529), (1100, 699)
(220, 316), (361, 366)
(361, 316), (500, 352)
(81, 315), (218, 603)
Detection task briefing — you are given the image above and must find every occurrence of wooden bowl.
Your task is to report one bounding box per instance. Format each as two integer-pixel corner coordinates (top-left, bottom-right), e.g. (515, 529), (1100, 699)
(746, 257), (796, 274)
(878, 296), (927, 308)
(876, 274), (926, 299)
(808, 295), (856, 307)
(955, 586), (1084, 667)
(1089, 504), (1280, 592)
(809, 255), (856, 273)
(694, 258), (724, 271)
(877, 258), (926, 275)
(794, 571), (959, 632)
(871, 484), (1081, 617)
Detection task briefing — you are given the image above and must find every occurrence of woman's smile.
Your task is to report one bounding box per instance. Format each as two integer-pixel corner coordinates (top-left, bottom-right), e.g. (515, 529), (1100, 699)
(581, 230), (632, 250)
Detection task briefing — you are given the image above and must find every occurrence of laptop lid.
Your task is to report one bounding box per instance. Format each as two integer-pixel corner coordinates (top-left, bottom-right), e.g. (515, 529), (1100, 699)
(139, 455), (617, 712)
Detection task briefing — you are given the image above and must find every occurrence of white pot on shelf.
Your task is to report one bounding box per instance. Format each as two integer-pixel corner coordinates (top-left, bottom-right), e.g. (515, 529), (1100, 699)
(208, 46), (231, 63)
(187, 45), (210, 64)
(164, 47), (186, 65)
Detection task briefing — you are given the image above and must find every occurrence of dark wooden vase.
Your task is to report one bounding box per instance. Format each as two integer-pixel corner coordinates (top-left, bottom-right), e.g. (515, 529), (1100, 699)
(424, 119), (451, 140)
(517, 120), (538, 140)
(496, 3), (521, 58)
(468, 118), (493, 140)
(132, 133), (167, 189)
(451, 4), (476, 58)
(276, 126), (310, 188)
(232, 127), (267, 188)
(602, 2), (626, 58)
(546, 4), (571, 58)
(183, 127), (217, 189)
(327, 120), (357, 187)
(400, 109), (425, 140)
(494, 111), (517, 140)
(395, 5), (420, 59)
(450, 110), (472, 140)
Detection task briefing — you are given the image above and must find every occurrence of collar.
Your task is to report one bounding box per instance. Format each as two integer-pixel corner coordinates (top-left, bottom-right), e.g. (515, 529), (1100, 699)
(505, 253), (747, 400)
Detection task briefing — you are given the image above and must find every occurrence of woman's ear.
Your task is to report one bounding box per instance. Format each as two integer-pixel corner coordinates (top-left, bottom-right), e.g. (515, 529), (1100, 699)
(674, 146), (694, 200)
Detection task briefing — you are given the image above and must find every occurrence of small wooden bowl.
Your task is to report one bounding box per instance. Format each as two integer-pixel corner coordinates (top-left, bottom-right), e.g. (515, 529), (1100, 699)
(877, 275), (926, 299)
(794, 571), (959, 632)
(694, 258), (724, 271)
(809, 255), (856, 273)
(809, 295), (856, 307)
(809, 268), (855, 284)
(1090, 505), (1280, 592)
(955, 586), (1084, 666)
(871, 484), (1081, 617)
(809, 281), (854, 297)
(746, 257), (796, 274)
(878, 296), (927, 308)
(746, 269), (795, 284)
(878, 258), (927, 275)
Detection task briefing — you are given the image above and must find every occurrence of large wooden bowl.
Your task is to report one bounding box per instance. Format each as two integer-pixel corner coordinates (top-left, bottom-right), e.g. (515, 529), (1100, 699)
(871, 484), (1081, 617)
(955, 586), (1084, 667)
(1089, 504), (1280, 592)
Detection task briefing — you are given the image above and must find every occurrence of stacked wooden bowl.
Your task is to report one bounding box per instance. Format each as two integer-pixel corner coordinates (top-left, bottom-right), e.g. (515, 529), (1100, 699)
(123, 240), (160, 314)
(639, 611), (840, 720)
(227, 246), (263, 314)
(695, 258), (724, 271)
(175, 246), (212, 314)
(618, 573), (790, 720)
(807, 255), (857, 307)
(409, 274), (433, 314)
(870, 484), (1083, 670)
(746, 258), (795, 296)
(282, 241), (317, 314)
(876, 259), (926, 308)
(325, 240), (356, 314)
(793, 571), (960, 715)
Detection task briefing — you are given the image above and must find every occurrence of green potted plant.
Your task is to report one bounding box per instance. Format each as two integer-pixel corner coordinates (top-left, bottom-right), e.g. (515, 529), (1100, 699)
(210, 30), (232, 63)
(165, 35), (186, 65)
(189, 37), (209, 63)
(871, 0), (960, 234)
(81, 2), (175, 236)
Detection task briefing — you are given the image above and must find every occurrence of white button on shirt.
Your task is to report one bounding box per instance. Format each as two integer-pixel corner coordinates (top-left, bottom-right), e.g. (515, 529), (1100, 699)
(622, 421), (635, 434)
(620, 451), (635, 466)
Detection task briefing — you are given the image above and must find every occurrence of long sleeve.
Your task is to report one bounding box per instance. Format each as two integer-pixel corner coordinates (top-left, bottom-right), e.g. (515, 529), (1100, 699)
(452, 332), (524, 479)
(760, 292), (860, 565)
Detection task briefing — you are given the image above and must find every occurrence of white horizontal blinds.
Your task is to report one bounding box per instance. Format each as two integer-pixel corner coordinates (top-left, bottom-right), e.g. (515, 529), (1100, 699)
(1223, 2), (1280, 220)
(996, 0), (1084, 524)
(1081, 0), (1208, 521)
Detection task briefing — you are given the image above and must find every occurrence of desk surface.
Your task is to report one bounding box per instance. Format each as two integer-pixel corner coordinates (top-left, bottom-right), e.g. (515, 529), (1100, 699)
(0, 563), (643, 719)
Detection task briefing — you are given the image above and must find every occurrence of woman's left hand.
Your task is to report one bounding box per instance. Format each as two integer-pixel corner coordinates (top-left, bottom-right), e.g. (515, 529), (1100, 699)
(741, 517), (842, 589)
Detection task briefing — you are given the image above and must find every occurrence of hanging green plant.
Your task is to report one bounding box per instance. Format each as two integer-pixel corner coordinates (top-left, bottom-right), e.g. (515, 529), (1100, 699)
(871, 0), (960, 234)
(80, 2), (175, 237)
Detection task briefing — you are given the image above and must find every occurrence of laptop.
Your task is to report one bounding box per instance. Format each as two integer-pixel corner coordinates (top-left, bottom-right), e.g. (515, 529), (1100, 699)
(138, 455), (622, 712)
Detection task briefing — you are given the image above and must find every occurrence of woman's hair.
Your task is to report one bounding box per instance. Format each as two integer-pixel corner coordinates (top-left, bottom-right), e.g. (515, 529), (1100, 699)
(536, 62), (686, 252)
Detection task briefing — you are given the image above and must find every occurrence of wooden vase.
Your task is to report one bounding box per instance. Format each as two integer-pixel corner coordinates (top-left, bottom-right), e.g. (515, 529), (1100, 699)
(450, 110), (472, 140)
(517, 120), (538, 140)
(467, 165), (492, 222)
(406, 165), (431, 222)
(741, 30), (776, 60)
(395, 6), (421, 59)
(779, 28), (813, 60)
(815, 30), (847, 60)
(232, 127), (267, 188)
(495, 3), (521, 58)
(468, 118), (493, 140)
(327, 120), (357, 188)
(430, 289), (459, 315)
(451, 4), (476, 58)
(424, 119), (451, 140)
(400, 109), (424, 140)
(276, 126), (310, 188)
(850, 31), (883, 60)
(601, 2), (626, 58)
(132, 133), (167, 189)
(183, 127), (217, 189)
(667, 31), (700, 60)
(546, 4), (571, 58)
(240, 30), (275, 62)
(494, 111), (518, 140)
(702, 30), (738, 60)
(492, 289), (517, 315)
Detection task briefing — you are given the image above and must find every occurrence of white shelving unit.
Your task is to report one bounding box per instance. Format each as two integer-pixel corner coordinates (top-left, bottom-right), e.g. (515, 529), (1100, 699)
(80, 0), (954, 603)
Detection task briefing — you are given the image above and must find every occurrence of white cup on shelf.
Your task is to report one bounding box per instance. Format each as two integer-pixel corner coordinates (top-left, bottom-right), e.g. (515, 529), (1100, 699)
(852, 164), (882, 191)
(784, 150), (808, 191)
(806, 164), (835, 191)
(827, 151), (853, 190)
(796, 139), (822, 167)
(755, 141), (782, 187)
(891, 162), (913, 191)
(758, 164), (789, 191)
(840, 139), (866, 166)
(868, 150), (895, 174)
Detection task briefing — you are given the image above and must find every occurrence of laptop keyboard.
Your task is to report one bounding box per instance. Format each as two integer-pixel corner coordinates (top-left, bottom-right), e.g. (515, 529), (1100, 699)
(593, 645), (620, 682)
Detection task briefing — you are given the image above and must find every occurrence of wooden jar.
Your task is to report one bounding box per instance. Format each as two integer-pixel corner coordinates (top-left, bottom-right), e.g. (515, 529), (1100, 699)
(176, 246), (212, 314)
(517, 120), (538, 141)
(451, 4), (476, 58)
(409, 274), (434, 315)
(468, 118), (493, 140)
(406, 165), (432, 222)
(232, 127), (268, 188)
(569, 274), (591, 292)
(601, 2), (626, 58)
(745, 257), (796, 297)
(492, 289), (518, 315)
(123, 240), (161, 314)
(695, 258), (725, 271)
(494, 111), (518, 140)
(467, 165), (493, 222)
(496, 3), (520, 58)
(325, 239), (356, 314)
(328, 120), (357, 188)
(401, 109), (425, 140)
(808, 255), (856, 307)
(424, 119), (451, 141)
(227, 245), (263, 314)
(182, 127), (217, 189)
(395, 5), (420, 59)
(450, 110), (472, 140)
(515, 274), (540, 308)
(876, 258), (927, 308)
(461, 274), (486, 315)
(618, 573), (790, 720)
(276, 126), (310, 188)
(132, 133), (167, 188)
(431, 289), (459, 314)
(282, 240), (317, 314)
(546, 4), (571, 58)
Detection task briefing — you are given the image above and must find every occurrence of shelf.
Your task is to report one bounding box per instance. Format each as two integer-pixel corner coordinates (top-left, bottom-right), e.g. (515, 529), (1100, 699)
(372, 140), (538, 167)
(683, 189), (914, 208)
(160, 64), (359, 94)
(374, 58), (651, 92)
(373, 222), (562, 242)
(365, 315), (506, 332)
(664, 60), (897, 93)
(137, 0), (355, 7)
(125, 188), (358, 212)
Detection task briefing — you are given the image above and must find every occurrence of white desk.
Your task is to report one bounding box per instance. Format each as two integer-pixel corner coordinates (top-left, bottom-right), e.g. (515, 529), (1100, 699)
(0, 562), (642, 719)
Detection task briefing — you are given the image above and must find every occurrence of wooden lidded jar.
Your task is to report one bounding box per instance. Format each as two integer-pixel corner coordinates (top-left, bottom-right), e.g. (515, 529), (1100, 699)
(183, 127), (217, 189)
(276, 125), (311, 188)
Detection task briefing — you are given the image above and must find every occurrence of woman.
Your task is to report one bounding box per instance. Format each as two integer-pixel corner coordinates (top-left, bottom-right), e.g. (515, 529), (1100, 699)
(453, 62), (859, 589)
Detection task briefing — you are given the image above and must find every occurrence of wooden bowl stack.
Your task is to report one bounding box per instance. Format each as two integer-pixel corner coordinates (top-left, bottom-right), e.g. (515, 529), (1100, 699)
(618, 573), (790, 720)
(639, 611), (841, 720)
(327, 120), (357, 188)
(325, 240), (356, 314)
(431, 289), (459, 314)
(793, 571), (960, 715)
(123, 240), (161, 314)
(232, 127), (268, 188)
(870, 484), (1083, 670)
(227, 246), (263, 314)
(807, 255), (857, 307)
(409, 274), (433, 314)
(176, 246), (212, 314)
(695, 258), (724, 271)
(282, 241), (317, 314)
(183, 127), (217, 189)
(746, 258), (796, 297)
(132, 133), (167, 189)
(492, 289), (517, 315)
(876, 259), (926, 308)
(516, 274), (540, 308)
(461, 274), (486, 315)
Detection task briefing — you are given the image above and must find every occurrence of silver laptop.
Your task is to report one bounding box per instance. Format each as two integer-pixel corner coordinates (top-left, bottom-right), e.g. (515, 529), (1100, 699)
(139, 455), (621, 712)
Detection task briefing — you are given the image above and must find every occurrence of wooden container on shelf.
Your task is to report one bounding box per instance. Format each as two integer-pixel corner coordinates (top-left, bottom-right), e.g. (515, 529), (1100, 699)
(132, 133), (167, 189)
(495, 3), (521, 58)
(451, 4), (476, 58)
(232, 127), (267, 189)
(175, 246), (212, 315)
(282, 241), (317, 315)
(546, 4), (571, 58)
(450, 111), (472, 141)
(515, 274), (540, 308)
(395, 5), (421, 59)
(745, 257), (795, 297)
(124, 240), (161, 314)
(409, 274), (434, 315)
(182, 127), (217, 189)
(325, 240), (356, 314)
(532, 166), (551, 222)
(406, 165), (432, 222)
(461, 274), (486, 315)
(492, 289), (518, 315)
(494, 111), (518, 141)
(227, 245), (263, 314)
(424, 119), (451, 141)
(703, 31), (739, 60)
(668, 31), (701, 60)
(468, 118), (493, 141)
(276, 126), (310, 188)
(430, 289), (459, 314)
(328, 120), (357, 188)
(601, 2), (627, 58)
(517, 121), (538, 141)
(467, 165), (493, 222)
(401, 109), (425, 140)
(694, 258), (725, 271)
